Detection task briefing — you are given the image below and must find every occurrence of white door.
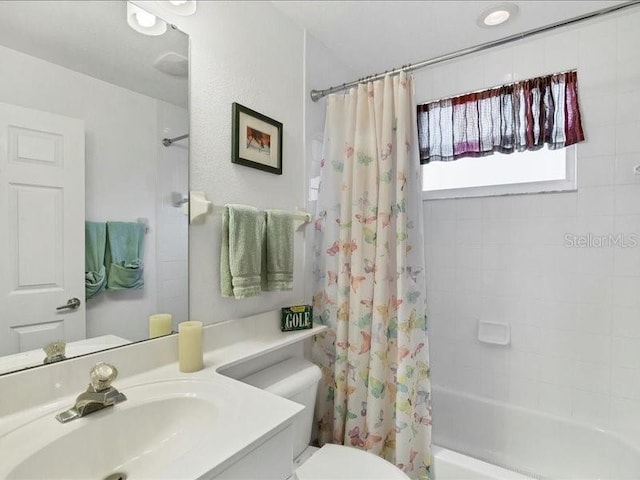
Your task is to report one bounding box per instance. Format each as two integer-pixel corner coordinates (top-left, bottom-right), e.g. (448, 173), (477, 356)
(0, 102), (85, 356)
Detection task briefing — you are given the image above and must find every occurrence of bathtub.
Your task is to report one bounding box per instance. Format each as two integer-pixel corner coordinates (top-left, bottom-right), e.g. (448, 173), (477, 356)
(432, 386), (640, 479)
(433, 446), (533, 479)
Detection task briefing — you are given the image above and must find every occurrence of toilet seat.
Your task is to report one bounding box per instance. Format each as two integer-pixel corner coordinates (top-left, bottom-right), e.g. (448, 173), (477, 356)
(295, 444), (410, 480)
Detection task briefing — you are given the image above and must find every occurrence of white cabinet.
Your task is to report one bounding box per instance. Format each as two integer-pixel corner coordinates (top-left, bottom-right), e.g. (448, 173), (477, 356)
(209, 425), (294, 479)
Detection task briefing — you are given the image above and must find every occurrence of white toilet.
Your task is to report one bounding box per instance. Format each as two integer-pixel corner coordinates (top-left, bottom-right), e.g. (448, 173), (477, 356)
(241, 357), (410, 480)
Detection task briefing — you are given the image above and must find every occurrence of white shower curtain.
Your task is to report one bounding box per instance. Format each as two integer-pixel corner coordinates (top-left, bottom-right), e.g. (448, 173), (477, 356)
(312, 72), (432, 479)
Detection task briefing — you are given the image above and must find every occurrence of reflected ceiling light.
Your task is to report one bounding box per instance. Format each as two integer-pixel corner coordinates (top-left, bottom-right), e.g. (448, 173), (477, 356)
(477, 3), (519, 28)
(127, 2), (167, 36)
(153, 52), (189, 77)
(156, 0), (197, 16)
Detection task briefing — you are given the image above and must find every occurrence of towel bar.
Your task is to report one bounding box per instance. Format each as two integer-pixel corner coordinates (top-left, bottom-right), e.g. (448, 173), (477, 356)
(186, 191), (311, 229)
(136, 218), (149, 233)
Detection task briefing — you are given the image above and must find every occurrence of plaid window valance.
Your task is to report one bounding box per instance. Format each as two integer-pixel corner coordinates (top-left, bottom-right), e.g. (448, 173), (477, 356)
(416, 71), (585, 164)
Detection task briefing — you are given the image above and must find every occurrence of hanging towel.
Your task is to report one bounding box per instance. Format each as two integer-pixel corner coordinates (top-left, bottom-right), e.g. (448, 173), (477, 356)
(85, 221), (107, 299)
(220, 204), (263, 299)
(264, 209), (294, 291)
(105, 221), (145, 290)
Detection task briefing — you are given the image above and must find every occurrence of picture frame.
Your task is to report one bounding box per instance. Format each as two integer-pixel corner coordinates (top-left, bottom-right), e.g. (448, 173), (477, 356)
(232, 102), (283, 175)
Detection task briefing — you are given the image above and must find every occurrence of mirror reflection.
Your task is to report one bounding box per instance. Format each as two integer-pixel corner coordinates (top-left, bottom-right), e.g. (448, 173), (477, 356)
(0, 1), (189, 375)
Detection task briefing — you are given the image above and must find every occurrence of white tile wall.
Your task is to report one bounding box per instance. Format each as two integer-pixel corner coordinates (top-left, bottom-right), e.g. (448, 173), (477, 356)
(155, 102), (189, 329)
(419, 8), (640, 437)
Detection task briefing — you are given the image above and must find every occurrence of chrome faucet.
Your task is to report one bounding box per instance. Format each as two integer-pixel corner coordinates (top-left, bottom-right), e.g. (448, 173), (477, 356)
(55, 362), (127, 423)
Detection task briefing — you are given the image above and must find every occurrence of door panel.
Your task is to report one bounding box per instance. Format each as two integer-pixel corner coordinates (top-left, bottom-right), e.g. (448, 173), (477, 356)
(11, 126), (63, 166)
(10, 320), (65, 353)
(10, 184), (63, 288)
(0, 102), (85, 356)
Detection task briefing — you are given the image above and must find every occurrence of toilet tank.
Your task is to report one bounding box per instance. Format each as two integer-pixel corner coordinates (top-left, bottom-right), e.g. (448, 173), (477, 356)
(241, 357), (322, 458)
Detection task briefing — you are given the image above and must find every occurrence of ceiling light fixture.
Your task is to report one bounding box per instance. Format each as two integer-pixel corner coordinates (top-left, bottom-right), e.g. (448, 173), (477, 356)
(135, 9), (157, 28)
(477, 3), (519, 28)
(484, 9), (510, 26)
(127, 2), (167, 36)
(156, 0), (197, 16)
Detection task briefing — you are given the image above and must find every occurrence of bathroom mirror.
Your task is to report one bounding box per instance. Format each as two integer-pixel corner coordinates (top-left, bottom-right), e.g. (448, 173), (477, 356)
(0, 1), (189, 375)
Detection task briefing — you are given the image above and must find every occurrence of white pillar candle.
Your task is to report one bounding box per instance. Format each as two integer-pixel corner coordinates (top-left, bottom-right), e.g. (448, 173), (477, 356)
(178, 321), (203, 373)
(149, 314), (173, 338)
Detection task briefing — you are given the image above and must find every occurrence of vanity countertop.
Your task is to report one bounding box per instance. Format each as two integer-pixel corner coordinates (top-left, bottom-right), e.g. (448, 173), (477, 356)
(0, 310), (328, 479)
(202, 310), (328, 373)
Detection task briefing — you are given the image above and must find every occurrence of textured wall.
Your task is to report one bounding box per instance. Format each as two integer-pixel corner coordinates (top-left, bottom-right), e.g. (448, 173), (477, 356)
(140, 1), (309, 323)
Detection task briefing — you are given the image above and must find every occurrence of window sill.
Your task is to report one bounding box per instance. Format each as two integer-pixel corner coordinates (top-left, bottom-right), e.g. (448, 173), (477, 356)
(422, 179), (577, 200)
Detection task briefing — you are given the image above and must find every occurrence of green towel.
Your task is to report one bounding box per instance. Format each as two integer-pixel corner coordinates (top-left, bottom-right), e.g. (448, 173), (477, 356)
(85, 221), (106, 299)
(264, 209), (293, 291)
(105, 221), (145, 290)
(220, 205), (263, 299)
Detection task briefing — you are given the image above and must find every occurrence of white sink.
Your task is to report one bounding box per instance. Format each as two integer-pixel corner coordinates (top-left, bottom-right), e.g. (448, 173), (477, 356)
(0, 379), (219, 480)
(0, 311), (319, 480)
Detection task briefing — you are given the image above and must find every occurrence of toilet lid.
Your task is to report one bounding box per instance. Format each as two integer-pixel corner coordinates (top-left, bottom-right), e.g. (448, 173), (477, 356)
(295, 444), (410, 480)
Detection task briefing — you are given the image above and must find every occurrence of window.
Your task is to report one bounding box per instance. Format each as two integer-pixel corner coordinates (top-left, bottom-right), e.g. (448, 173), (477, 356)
(422, 145), (576, 199)
(417, 71), (584, 199)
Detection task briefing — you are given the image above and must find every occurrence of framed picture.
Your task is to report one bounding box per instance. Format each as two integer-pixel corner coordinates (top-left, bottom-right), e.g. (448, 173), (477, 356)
(232, 102), (283, 175)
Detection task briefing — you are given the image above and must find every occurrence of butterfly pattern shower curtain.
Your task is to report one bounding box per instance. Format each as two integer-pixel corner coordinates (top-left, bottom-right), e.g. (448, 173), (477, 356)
(312, 72), (432, 479)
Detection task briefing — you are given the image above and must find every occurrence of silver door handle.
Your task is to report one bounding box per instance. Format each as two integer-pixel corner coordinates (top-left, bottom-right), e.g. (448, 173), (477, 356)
(56, 297), (81, 311)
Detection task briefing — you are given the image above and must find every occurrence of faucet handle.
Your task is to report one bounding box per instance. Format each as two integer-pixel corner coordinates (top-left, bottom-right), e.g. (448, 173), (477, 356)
(90, 362), (118, 391)
(43, 341), (66, 364)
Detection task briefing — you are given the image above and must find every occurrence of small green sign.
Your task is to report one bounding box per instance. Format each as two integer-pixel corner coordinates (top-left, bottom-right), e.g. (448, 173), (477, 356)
(281, 305), (313, 332)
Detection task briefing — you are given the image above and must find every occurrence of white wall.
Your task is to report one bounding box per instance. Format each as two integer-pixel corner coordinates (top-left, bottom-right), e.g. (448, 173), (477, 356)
(138, 1), (319, 323)
(0, 44), (188, 343)
(418, 8), (640, 441)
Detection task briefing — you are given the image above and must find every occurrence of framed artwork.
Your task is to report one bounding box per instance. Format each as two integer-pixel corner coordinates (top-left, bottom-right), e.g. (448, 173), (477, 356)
(232, 102), (283, 175)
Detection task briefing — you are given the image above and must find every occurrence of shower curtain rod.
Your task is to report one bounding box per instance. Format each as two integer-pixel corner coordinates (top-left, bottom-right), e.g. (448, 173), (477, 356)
(162, 134), (189, 147)
(309, 0), (640, 102)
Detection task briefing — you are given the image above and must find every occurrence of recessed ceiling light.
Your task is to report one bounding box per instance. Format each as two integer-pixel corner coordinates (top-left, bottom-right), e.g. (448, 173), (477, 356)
(135, 9), (157, 28)
(477, 3), (519, 28)
(484, 9), (510, 26)
(127, 2), (167, 36)
(156, 0), (197, 16)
